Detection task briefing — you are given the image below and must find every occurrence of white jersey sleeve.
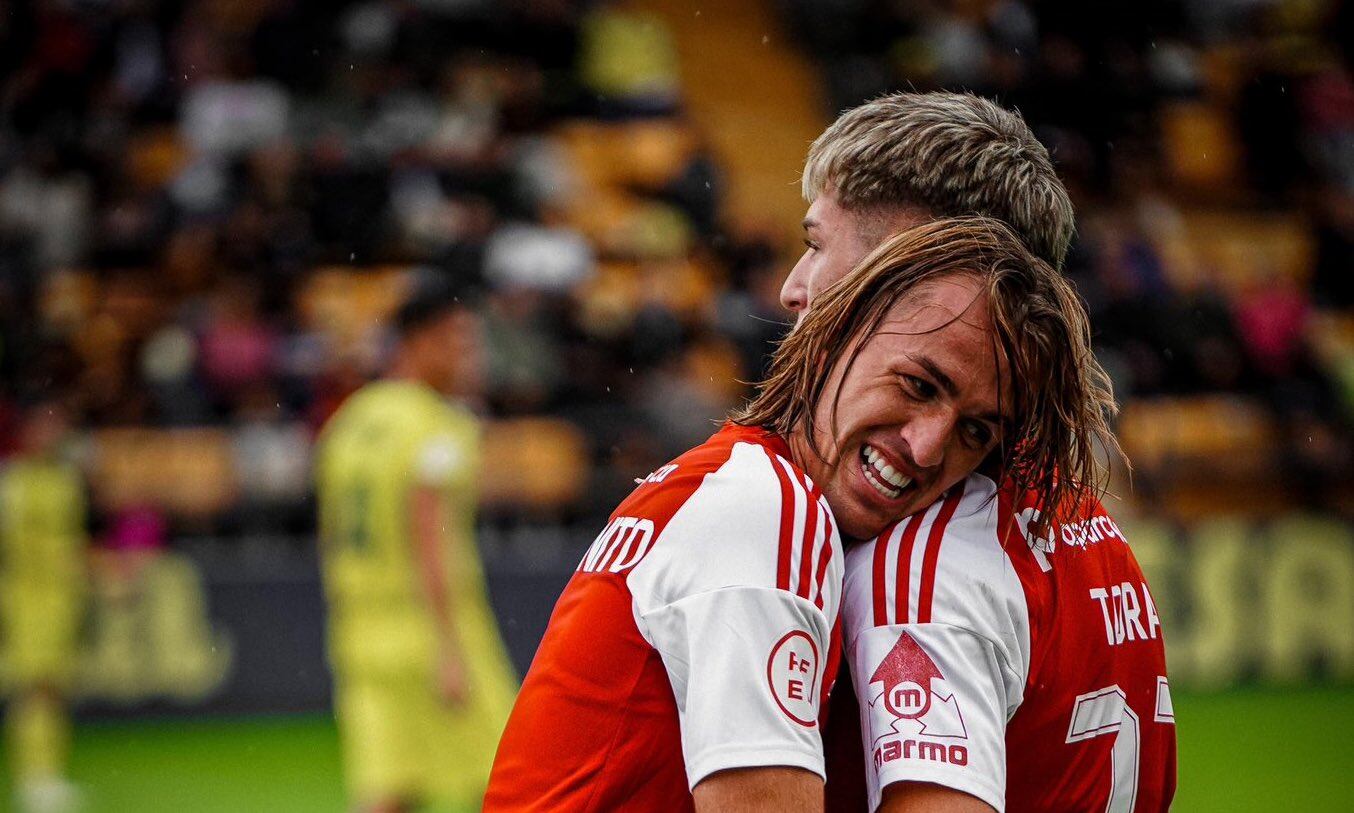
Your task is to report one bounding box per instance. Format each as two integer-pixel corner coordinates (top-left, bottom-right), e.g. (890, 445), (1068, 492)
(627, 439), (845, 789)
(841, 474), (1031, 812)
(413, 434), (470, 484)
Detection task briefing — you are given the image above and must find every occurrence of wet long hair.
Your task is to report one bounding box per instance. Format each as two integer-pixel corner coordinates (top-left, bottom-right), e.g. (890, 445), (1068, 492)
(732, 217), (1120, 538)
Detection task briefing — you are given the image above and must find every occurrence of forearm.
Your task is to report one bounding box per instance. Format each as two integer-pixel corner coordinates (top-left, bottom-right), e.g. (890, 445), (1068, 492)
(692, 766), (823, 813)
(412, 487), (460, 650)
(880, 781), (996, 813)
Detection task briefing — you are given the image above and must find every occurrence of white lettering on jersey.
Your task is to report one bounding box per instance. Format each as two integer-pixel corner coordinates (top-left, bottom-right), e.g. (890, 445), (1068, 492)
(1154, 676), (1175, 724)
(579, 516), (657, 573)
(1015, 507), (1056, 573)
(1061, 514), (1126, 550)
(1089, 582), (1162, 646)
(1016, 505), (1128, 571)
(1066, 686), (1141, 813)
(1142, 580), (1162, 639)
(634, 463), (679, 485)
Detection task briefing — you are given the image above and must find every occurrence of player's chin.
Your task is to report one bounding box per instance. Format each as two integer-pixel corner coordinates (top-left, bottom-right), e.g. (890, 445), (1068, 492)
(834, 508), (889, 543)
(829, 457), (926, 541)
(832, 491), (917, 543)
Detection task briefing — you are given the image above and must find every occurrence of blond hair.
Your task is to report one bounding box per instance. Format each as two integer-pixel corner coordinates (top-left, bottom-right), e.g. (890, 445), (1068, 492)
(734, 217), (1118, 537)
(803, 92), (1075, 268)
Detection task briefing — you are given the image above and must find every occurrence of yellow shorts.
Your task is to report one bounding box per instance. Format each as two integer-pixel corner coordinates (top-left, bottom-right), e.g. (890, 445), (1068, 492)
(1, 587), (80, 687)
(334, 670), (511, 808)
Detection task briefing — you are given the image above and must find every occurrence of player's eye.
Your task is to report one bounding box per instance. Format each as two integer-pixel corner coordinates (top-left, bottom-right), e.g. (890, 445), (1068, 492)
(803, 238), (820, 252)
(961, 419), (994, 449)
(903, 375), (936, 400)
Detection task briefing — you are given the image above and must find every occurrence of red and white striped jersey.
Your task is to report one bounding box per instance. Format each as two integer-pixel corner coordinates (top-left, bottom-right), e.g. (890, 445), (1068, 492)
(484, 423), (845, 812)
(838, 473), (1176, 812)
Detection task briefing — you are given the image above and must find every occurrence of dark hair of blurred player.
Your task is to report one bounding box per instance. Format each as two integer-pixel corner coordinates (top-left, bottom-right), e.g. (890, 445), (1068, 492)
(390, 283), (484, 400)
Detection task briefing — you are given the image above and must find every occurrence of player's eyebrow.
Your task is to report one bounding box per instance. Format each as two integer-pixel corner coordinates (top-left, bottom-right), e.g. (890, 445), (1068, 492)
(916, 354), (1013, 431)
(801, 217), (818, 233)
(916, 354), (957, 398)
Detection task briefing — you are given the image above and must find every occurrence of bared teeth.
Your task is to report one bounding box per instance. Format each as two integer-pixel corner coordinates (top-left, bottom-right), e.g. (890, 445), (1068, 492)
(862, 444), (913, 490)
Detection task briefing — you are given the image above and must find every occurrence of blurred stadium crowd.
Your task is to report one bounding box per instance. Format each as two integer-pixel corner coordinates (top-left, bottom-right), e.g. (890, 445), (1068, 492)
(0, 0), (1351, 547)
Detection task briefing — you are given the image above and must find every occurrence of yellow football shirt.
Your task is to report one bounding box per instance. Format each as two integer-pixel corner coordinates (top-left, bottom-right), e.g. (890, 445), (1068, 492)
(0, 458), (87, 685)
(316, 378), (515, 687)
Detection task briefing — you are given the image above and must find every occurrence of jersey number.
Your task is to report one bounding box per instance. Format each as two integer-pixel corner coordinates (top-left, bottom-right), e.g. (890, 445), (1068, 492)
(1066, 685), (1140, 813)
(341, 482), (372, 553)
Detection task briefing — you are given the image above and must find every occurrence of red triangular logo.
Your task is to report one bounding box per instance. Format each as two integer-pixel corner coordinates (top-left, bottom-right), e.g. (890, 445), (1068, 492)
(870, 631), (943, 719)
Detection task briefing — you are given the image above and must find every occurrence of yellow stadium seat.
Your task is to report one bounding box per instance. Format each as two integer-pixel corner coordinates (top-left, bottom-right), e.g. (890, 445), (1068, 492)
(39, 269), (98, 336)
(575, 261), (643, 336)
(89, 429), (239, 518)
(295, 267), (412, 353)
(619, 120), (695, 189)
(1172, 210), (1314, 295)
(127, 128), (189, 190)
(1159, 102), (1243, 191)
(1118, 396), (1285, 516)
(479, 418), (589, 515)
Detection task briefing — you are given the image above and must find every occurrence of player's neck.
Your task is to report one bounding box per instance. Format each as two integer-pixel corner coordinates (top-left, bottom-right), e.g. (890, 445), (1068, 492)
(386, 353), (427, 387)
(785, 426), (815, 479)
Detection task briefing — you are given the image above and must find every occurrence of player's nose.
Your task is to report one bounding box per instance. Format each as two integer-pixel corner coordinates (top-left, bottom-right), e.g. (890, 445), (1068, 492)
(780, 265), (808, 315)
(899, 412), (953, 471)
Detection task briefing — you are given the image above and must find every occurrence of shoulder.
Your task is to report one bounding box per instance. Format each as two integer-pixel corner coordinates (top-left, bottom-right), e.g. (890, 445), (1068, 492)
(623, 424), (843, 614)
(843, 474), (1035, 665)
(317, 382), (382, 444)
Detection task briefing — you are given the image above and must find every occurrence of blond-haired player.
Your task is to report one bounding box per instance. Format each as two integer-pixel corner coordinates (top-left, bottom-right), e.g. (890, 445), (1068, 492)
(782, 91), (1175, 812)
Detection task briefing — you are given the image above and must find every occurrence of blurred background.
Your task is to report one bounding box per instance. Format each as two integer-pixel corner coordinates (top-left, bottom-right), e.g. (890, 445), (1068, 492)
(0, 0), (1351, 810)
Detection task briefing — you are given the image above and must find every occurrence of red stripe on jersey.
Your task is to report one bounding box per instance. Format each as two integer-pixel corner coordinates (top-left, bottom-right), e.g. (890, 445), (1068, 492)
(871, 523), (891, 626)
(768, 451), (796, 592)
(894, 512), (924, 624)
(812, 500), (835, 610)
(795, 470), (818, 601)
(916, 483), (966, 624)
(819, 612), (843, 724)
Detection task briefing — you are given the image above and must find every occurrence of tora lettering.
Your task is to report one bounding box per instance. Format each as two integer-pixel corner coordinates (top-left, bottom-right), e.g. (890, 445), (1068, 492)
(1089, 581), (1161, 645)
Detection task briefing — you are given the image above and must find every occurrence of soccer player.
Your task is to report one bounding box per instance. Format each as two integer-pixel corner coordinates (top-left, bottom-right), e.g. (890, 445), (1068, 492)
(1, 401), (87, 813)
(484, 216), (1113, 812)
(316, 284), (517, 813)
(780, 92), (1176, 811)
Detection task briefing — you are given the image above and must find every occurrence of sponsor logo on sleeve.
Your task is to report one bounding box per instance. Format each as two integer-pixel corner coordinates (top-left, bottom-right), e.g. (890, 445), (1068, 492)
(577, 516), (656, 574)
(766, 630), (820, 727)
(867, 631), (969, 769)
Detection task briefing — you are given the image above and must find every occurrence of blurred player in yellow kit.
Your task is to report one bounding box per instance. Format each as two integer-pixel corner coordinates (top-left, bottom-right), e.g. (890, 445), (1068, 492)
(1, 401), (87, 813)
(316, 282), (517, 813)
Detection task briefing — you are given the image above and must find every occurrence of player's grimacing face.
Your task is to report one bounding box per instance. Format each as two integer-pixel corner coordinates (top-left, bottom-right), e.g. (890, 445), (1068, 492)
(797, 276), (1012, 541)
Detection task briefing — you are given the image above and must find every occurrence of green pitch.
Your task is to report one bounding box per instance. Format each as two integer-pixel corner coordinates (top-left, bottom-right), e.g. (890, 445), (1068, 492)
(2, 687), (1351, 811)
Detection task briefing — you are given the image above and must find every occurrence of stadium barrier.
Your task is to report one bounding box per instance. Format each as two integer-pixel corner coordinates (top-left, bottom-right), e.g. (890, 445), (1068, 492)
(4, 516), (1349, 717)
